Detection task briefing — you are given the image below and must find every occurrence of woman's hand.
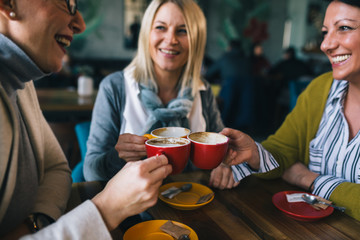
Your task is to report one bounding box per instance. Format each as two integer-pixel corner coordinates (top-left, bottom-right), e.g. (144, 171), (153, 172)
(92, 155), (172, 230)
(209, 163), (240, 189)
(282, 162), (319, 191)
(114, 133), (148, 162)
(220, 128), (260, 170)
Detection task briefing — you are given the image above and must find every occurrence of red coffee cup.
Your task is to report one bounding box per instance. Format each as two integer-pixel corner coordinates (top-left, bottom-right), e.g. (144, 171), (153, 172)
(145, 137), (191, 175)
(188, 132), (229, 169)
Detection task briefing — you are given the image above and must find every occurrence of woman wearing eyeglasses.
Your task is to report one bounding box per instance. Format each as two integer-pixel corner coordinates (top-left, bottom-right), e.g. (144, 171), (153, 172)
(0, 0), (171, 239)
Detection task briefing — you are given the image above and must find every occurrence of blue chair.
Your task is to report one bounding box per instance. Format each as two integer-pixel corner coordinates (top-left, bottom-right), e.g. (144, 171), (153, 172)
(289, 77), (312, 110)
(72, 121), (91, 183)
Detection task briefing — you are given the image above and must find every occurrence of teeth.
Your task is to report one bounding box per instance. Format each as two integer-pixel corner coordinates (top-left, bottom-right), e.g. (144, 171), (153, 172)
(332, 54), (350, 64)
(160, 49), (178, 55)
(55, 36), (71, 47)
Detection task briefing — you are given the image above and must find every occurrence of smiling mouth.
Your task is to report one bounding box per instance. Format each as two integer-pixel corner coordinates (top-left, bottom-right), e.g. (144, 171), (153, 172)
(332, 54), (350, 64)
(160, 49), (179, 55)
(55, 35), (71, 48)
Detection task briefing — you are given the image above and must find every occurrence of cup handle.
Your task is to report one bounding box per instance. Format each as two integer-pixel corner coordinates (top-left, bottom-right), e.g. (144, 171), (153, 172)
(156, 151), (165, 156)
(144, 134), (156, 139)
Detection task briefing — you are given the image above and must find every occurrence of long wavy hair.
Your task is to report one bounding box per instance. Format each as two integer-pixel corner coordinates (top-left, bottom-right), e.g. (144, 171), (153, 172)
(125, 0), (207, 97)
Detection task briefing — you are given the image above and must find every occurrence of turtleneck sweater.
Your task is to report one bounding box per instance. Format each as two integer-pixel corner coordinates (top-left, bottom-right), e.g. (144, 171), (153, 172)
(0, 34), (46, 234)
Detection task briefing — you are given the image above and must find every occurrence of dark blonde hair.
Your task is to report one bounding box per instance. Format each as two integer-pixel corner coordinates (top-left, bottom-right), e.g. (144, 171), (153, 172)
(125, 0), (207, 96)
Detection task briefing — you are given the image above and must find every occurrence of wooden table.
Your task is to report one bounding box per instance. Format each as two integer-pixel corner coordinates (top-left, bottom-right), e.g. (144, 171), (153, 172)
(36, 88), (96, 121)
(148, 171), (360, 240)
(36, 88), (96, 111)
(68, 171), (360, 239)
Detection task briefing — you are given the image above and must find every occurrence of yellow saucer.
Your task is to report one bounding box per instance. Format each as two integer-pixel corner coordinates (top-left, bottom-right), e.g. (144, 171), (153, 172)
(123, 220), (198, 240)
(159, 182), (214, 210)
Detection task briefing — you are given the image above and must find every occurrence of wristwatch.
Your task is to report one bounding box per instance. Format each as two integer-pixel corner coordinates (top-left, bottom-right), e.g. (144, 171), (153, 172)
(26, 213), (54, 233)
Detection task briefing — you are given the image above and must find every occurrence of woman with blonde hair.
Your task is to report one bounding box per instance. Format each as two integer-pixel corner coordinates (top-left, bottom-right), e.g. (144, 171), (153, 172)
(85, 0), (237, 189)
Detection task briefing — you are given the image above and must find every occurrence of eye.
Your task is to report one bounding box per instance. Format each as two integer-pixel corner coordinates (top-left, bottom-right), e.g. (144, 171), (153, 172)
(177, 28), (187, 35)
(154, 25), (165, 31)
(339, 25), (353, 31)
(321, 30), (328, 37)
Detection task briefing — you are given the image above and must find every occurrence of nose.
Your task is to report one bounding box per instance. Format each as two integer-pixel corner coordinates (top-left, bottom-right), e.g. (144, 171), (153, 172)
(70, 11), (86, 34)
(320, 31), (338, 54)
(165, 29), (179, 45)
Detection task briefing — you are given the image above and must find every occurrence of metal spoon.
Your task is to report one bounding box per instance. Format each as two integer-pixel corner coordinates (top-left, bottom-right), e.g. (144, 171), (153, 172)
(179, 234), (191, 240)
(302, 194), (346, 212)
(161, 183), (192, 199)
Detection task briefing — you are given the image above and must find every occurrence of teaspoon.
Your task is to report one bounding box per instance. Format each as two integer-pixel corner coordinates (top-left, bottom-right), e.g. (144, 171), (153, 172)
(302, 194), (346, 212)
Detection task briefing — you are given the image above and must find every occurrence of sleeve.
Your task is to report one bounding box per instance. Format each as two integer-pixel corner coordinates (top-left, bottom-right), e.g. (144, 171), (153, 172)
(231, 142), (279, 182)
(83, 73), (127, 181)
(201, 81), (224, 132)
(312, 175), (346, 199)
(311, 174), (360, 221)
(21, 82), (72, 221)
(328, 182), (360, 221)
(20, 201), (111, 240)
(32, 116), (72, 220)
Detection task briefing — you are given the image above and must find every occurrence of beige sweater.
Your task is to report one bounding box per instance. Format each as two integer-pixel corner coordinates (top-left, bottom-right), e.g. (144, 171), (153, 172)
(0, 81), (72, 223)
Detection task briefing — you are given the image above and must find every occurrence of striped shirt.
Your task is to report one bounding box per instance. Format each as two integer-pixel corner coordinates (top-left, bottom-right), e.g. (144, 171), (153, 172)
(232, 79), (359, 200)
(231, 143), (279, 182)
(309, 79), (359, 199)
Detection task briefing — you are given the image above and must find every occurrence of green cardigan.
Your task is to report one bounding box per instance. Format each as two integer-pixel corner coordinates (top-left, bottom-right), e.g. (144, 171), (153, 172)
(258, 72), (360, 221)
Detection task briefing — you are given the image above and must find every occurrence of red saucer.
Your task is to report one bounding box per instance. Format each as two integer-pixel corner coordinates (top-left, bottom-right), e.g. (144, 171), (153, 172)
(272, 191), (334, 221)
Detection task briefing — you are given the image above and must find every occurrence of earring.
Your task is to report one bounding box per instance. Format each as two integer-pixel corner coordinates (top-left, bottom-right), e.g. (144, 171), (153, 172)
(9, 12), (16, 18)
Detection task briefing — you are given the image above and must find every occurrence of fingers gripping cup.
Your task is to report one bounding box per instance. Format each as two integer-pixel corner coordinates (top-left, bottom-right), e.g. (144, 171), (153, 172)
(188, 132), (229, 170)
(145, 137), (191, 175)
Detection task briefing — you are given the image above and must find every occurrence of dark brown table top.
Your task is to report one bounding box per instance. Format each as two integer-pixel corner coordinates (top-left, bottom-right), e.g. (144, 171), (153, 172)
(152, 171), (360, 240)
(68, 171), (360, 240)
(36, 88), (97, 112)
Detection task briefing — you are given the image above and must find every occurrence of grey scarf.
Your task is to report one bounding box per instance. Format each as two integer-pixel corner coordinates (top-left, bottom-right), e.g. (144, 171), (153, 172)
(139, 84), (193, 134)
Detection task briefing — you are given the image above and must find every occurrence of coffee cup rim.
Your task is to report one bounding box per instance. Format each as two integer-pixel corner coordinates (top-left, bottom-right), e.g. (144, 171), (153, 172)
(145, 137), (191, 147)
(187, 132), (229, 145)
(151, 127), (191, 138)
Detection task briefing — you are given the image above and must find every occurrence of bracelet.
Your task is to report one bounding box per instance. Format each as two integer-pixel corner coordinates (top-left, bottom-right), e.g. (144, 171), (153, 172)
(308, 180), (315, 192)
(25, 214), (40, 233)
(25, 213), (54, 233)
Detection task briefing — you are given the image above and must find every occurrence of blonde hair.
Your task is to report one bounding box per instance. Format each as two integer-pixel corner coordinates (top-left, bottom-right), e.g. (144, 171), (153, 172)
(125, 0), (206, 96)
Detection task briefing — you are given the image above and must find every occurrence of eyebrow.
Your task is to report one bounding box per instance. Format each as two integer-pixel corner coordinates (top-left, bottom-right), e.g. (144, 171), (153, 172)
(334, 18), (359, 25)
(153, 20), (186, 28)
(322, 18), (359, 29)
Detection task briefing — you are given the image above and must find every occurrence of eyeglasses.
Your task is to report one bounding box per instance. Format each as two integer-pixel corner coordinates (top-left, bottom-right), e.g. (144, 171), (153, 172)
(65, 0), (78, 15)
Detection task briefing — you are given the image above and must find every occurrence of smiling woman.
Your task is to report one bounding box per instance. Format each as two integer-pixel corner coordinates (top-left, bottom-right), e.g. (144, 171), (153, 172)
(84, 0), (238, 191)
(0, 0), (173, 239)
(216, 0), (360, 222)
(320, 0), (360, 84)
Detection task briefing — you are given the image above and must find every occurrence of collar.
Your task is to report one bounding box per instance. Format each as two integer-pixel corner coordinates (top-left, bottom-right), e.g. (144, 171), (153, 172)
(328, 79), (348, 107)
(0, 34), (47, 95)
